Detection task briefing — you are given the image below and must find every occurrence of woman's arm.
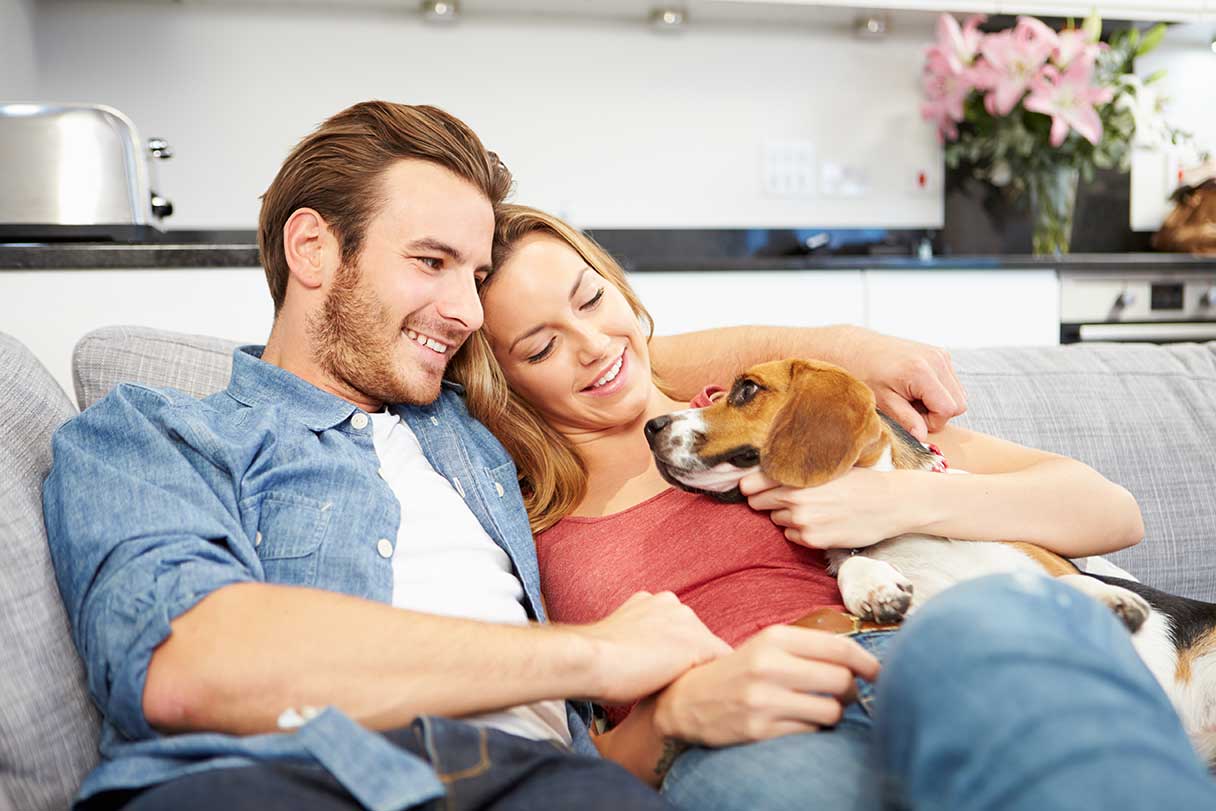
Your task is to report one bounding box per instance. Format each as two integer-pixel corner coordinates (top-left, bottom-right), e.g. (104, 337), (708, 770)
(741, 424), (1144, 559)
(649, 325), (966, 441)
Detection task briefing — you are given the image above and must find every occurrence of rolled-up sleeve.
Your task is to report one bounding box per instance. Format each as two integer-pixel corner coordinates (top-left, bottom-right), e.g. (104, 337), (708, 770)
(43, 384), (257, 741)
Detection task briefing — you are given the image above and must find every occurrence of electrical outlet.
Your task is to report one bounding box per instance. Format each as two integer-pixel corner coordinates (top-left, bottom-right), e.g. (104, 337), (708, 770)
(762, 140), (817, 197)
(821, 161), (869, 198)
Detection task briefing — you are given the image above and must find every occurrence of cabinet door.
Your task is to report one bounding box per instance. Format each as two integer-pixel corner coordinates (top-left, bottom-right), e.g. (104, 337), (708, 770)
(0, 268), (272, 397)
(625, 270), (865, 336)
(865, 270), (1059, 348)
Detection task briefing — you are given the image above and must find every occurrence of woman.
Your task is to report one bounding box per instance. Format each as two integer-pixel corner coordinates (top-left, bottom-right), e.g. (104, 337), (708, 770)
(447, 205), (1188, 808)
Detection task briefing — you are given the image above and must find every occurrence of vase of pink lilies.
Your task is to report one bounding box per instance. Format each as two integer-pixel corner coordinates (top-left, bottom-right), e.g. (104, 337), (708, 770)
(922, 14), (1174, 255)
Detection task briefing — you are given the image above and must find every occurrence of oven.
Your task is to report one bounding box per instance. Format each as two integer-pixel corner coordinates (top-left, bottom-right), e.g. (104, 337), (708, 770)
(1060, 272), (1216, 344)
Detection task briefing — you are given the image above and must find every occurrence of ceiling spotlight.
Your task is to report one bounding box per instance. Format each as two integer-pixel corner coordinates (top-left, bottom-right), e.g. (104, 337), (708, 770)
(421, 0), (459, 24)
(650, 7), (687, 32)
(854, 12), (890, 39)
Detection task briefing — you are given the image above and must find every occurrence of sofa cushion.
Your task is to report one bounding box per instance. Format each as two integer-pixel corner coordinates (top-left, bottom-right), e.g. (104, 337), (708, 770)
(0, 333), (100, 811)
(73, 325), (239, 409)
(952, 341), (1216, 601)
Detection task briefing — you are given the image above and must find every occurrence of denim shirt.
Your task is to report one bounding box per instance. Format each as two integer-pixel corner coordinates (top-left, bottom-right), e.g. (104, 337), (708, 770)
(42, 346), (595, 811)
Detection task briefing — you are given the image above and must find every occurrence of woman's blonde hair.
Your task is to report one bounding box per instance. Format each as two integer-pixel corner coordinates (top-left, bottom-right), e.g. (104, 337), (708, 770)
(448, 204), (658, 534)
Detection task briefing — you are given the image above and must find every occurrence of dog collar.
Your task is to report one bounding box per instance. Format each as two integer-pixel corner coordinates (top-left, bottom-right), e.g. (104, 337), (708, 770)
(925, 442), (949, 473)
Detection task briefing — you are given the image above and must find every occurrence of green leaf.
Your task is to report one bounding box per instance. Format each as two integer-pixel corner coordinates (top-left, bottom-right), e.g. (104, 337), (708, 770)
(1082, 13), (1102, 43)
(1145, 69), (1167, 85)
(1137, 24), (1166, 56)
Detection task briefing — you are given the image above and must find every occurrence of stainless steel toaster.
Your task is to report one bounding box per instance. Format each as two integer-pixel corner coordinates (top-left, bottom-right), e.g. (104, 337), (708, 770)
(0, 102), (174, 242)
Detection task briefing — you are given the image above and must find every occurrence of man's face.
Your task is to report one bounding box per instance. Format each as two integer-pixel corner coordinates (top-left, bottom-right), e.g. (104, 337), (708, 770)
(307, 160), (494, 407)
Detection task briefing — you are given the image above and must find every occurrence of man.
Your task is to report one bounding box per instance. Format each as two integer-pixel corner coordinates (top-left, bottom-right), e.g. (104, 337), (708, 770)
(44, 100), (966, 810)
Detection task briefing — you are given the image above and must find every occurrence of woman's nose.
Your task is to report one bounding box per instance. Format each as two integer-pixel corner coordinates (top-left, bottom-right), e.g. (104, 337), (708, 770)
(576, 329), (612, 364)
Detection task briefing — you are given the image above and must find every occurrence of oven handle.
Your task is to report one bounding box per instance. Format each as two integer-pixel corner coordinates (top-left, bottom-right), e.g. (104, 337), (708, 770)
(1076, 322), (1216, 342)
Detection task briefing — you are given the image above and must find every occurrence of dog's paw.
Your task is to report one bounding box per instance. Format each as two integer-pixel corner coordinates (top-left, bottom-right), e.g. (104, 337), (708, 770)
(1099, 588), (1151, 633)
(854, 579), (913, 624)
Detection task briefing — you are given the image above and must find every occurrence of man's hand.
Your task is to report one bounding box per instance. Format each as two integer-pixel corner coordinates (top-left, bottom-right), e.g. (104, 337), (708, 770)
(651, 624), (880, 747)
(575, 591), (732, 705)
(830, 327), (967, 442)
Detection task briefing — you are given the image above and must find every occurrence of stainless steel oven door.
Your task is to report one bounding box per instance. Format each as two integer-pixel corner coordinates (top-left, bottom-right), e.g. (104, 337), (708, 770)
(1062, 322), (1216, 343)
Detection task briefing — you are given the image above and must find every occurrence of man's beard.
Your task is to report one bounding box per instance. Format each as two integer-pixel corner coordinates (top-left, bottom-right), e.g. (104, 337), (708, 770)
(306, 261), (447, 407)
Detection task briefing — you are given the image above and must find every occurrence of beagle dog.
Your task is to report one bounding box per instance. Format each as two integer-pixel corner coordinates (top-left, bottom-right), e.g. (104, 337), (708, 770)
(645, 358), (1216, 764)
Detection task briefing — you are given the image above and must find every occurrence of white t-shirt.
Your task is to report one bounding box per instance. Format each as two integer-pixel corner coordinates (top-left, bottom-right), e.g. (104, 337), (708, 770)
(368, 410), (571, 746)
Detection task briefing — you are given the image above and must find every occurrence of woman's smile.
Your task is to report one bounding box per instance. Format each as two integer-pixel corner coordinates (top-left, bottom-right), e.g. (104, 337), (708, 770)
(581, 348), (628, 396)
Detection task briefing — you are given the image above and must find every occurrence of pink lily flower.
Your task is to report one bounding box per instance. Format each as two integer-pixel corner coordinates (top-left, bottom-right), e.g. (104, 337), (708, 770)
(935, 13), (987, 74)
(1054, 28), (1102, 71)
(1023, 59), (1115, 146)
(976, 16), (1059, 116)
(921, 47), (973, 142)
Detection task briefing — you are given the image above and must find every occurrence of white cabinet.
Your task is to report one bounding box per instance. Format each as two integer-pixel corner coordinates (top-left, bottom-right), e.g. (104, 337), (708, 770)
(626, 268), (1060, 348)
(864, 270), (1059, 348)
(625, 270), (866, 336)
(0, 268), (273, 397)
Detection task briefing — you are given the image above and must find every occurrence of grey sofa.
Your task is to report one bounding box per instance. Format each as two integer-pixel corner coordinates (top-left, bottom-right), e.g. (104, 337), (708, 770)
(4, 324), (1216, 810)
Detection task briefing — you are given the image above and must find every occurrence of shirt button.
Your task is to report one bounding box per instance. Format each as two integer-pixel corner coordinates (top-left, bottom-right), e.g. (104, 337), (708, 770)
(451, 477), (466, 498)
(254, 531), (263, 547)
(351, 413), (369, 430)
(376, 538), (394, 558)
(494, 482), (505, 497)
(378, 467), (387, 479)
(430, 416), (439, 426)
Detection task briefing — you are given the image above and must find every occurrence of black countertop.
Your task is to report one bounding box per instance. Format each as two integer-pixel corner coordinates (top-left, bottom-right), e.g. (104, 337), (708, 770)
(2, 229), (1214, 272)
(4, 242), (1216, 273)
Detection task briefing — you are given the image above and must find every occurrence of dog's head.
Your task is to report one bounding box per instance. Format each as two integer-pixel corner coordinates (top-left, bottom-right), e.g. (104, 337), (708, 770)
(645, 358), (886, 502)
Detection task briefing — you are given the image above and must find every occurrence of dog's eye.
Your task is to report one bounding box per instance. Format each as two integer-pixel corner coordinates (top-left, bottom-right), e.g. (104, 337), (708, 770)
(730, 380), (760, 407)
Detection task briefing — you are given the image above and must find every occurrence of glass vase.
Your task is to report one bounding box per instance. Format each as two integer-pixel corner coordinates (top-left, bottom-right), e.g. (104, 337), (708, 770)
(1027, 165), (1080, 256)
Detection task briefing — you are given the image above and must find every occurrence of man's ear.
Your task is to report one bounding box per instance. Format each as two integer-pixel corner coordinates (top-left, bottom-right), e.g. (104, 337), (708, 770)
(760, 362), (882, 488)
(283, 208), (338, 291)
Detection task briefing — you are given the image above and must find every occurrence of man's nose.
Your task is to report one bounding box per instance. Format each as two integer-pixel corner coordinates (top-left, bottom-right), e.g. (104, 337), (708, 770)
(644, 415), (672, 448)
(438, 273), (484, 332)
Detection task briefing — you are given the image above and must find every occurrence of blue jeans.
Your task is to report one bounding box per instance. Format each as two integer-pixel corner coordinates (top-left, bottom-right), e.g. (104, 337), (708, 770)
(663, 573), (1216, 810)
(96, 716), (669, 811)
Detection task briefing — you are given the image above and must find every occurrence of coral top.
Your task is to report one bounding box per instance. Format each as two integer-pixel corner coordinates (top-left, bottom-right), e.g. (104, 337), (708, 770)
(535, 388), (844, 724)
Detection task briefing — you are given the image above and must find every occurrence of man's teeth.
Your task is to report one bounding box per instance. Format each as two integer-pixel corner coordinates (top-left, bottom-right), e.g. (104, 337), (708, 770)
(591, 355), (623, 388)
(405, 329), (449, 354)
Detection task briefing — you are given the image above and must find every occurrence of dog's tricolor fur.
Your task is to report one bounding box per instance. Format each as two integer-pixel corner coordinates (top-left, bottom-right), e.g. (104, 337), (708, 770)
(646, 358), (1216, 764)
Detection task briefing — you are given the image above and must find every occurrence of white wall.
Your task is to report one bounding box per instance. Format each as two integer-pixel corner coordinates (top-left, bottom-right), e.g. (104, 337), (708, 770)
(1142, 23), (1216, 159)
(32, 0), (943, 230)
(0, 0), (37, 99)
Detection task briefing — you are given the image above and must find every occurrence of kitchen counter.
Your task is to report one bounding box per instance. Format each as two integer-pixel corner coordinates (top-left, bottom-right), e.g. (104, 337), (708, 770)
(2, 240), (1215, 272)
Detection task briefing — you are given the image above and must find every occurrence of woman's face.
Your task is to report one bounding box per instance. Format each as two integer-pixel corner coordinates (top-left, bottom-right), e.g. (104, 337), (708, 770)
(480, 233), (652, 435)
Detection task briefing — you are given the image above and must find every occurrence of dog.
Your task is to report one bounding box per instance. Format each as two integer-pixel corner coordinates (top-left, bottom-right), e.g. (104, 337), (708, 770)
(644, 357), (1216, 764)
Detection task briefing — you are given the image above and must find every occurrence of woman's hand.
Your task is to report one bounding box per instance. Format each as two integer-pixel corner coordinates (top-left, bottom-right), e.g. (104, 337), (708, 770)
(830, 327), (967, 442)
(651, 624), (880, 747)
(740, 469), (923, 550)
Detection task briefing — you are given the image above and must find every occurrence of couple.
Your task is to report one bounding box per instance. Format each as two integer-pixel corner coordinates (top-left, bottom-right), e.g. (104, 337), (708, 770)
(42, 100), (1216, 811)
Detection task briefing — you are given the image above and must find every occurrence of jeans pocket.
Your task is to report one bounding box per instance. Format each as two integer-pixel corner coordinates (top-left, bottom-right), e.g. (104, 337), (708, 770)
(416, 717), (494, 784)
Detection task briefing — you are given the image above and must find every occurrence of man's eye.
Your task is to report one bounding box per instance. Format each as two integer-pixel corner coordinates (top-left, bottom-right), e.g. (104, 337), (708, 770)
(527, 338), (556, 364)
(730, 380), (760, 407)
(579, 288), (604, 311)
(418, 257), (443, 270)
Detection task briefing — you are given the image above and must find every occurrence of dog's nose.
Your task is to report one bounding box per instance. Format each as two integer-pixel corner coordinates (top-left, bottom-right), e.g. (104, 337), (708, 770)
(644, 415), (672, 447)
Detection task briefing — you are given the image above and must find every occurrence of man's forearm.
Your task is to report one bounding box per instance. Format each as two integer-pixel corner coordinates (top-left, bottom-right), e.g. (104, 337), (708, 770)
(144, 582), (599, 736)
(649, 325), (856, 401)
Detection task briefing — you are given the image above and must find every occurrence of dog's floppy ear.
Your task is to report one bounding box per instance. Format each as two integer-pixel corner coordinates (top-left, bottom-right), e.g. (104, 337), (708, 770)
(760, 361), (883, 488)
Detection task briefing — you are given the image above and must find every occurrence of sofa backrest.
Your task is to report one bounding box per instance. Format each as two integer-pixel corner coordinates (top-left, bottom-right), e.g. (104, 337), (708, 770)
(0, 333), (100, 811)
(951, 341), (1216, 601)
(73, 327), (1216, 603)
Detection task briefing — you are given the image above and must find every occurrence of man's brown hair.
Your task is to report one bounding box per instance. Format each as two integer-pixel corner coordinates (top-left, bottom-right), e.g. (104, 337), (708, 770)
(258, 101), (512, 313)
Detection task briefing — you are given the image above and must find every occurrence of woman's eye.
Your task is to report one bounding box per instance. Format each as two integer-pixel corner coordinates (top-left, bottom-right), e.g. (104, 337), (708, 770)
(526, 338), (556, 364)
(731, 380), (759, 406)
(579, 288), (604, 311)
